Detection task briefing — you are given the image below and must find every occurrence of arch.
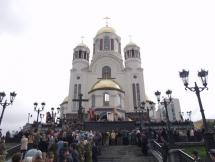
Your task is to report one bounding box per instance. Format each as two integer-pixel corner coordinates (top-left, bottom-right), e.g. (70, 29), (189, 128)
(104, 36), (110, 50)
(102, 66), (111, 79)
(92, 94), (95, 107)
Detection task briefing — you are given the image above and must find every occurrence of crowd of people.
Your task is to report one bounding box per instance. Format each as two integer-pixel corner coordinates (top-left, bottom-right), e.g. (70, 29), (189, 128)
(1, 126), (213, 162)
(8, 128), (151, 162)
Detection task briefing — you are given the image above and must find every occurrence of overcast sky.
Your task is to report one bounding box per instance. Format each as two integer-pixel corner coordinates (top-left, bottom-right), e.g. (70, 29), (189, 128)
(0, 0), (215, 134)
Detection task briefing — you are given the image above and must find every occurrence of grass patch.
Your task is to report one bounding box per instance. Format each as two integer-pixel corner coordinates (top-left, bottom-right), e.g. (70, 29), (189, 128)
(183, 146), (206, 160)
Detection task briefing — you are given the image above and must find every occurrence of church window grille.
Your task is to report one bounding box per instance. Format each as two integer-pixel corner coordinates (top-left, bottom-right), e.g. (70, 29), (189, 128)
(104, 36), (110, 50)
(102, 66), (111, 79)
(78, 84), (81, 96)
(128, 51), (131, 58)
(132, 49), (135, 57)
(111, 39), (114, 50)
(79, 50), (82, 58)
(116, 94), (121, 108)
(93, 44), (95, 54)
(119, 43), (121, 54)
(87, 54), (89, 61)
(136, 83), (140, 106)
(92, 95), (95, 107)
(103, 92), (110, 106)
(84, 52), (87, 59)
(132, 83), (137, 108)
(100, 39), (103, 50)
(73, 84), (78, 108)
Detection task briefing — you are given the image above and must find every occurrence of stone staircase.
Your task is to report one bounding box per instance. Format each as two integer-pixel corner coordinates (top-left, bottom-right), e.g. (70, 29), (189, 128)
(98, 145), (158, 162)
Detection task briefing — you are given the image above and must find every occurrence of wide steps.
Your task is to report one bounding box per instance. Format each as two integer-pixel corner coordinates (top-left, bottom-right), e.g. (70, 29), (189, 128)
(98, 145), (157, 162)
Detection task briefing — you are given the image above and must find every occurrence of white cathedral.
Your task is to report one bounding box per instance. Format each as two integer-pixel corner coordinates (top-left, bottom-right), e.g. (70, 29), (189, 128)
(61, 24), (150, 121)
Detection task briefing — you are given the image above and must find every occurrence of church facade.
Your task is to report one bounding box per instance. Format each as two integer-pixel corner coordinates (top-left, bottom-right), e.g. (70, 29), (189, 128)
(62, 25), (148, 121)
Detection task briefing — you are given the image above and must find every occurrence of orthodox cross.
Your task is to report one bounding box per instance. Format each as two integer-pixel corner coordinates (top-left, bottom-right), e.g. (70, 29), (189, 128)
(129, 35), (132, 42)
(72, 93), (88, 122)
(81, 36), (84, 44)
(104, 17), (110, 27)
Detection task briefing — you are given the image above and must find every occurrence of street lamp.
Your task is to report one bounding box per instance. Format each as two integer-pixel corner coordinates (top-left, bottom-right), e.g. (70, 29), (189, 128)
(145, 100), (155, 122)
(179, 111), (184, 121)
(40, 114), (44, 123)
(179, 69), (215, 152)
(28, 113), (32, 123)
(51, 107), (60, 124)
(0, 92), (17, 126)
(155, 89), (174, 147)
(186, 111), (192, 121)
(34, 102), (45, 123)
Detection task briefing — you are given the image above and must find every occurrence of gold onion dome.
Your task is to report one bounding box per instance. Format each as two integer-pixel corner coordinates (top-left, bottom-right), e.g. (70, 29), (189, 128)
(76, 42), (88, 48)
(61, 96), (68, 104)
(96, 26), (116, 36)
(91, 79), (122, 91)
(125, 41), (138, 48)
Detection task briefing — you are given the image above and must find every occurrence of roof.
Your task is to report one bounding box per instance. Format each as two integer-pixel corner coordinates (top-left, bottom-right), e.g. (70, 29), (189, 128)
(90, 79), (123, 93)
(96, 26), (116, 36)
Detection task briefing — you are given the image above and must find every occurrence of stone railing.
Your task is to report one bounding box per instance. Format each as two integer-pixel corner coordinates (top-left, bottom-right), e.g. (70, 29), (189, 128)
(150, 140), (195, 162)
(150, 140), (163, 162)
(5, 144), (20, 160)
(178, 149), (194, 162)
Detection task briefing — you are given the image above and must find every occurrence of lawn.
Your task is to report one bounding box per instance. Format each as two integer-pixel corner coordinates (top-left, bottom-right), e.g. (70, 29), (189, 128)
(183, 146), (206, 160)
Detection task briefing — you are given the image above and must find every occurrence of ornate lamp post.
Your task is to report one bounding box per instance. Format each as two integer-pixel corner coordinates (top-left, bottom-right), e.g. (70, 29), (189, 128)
(186, 111), (192, 121)
(155, 89), (174, 147)
(28, 113), (32, 123)
(145, 100), (155, 122)
(138, 101), (145, 129)
(34, 102), (45, 123)
(179, 69), (215, 152)
(179, 111), (184, 121)
(51, 107), (60, 124)
(0, 92), (16, 126)
(40, 114), (44, 123)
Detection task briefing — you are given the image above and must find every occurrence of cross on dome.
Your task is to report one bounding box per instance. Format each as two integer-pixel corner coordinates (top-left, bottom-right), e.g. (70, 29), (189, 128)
(104, 17), (110, 27)
(129, 35), (132, 43)
(81, 36), (84, 44)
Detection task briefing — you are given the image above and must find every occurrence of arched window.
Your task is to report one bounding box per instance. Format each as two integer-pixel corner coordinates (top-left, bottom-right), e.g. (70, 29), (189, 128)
(111, 39), (114, 50)
(131, 49), (135, 57)
(103, 92), (110, 106)
(102, 66), (111, 79)
(79, 50), (82, 58)
(84, 51), (87, 59)
(116, 94), (121, 107)
(100, 39), (103, 50)
(104, 36), (110, 50)
(92, 95), (95, 107)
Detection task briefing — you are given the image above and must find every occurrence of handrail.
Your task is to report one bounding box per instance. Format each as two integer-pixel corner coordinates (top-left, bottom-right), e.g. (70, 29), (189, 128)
(151, 140), (162, 155)
(178, 149), (194, 162)
(6, 144), (21, 160)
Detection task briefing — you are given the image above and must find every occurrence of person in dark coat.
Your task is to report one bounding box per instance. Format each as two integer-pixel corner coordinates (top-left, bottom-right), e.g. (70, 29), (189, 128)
(92, 142), (99, 162)
(141, 133), (148, 156)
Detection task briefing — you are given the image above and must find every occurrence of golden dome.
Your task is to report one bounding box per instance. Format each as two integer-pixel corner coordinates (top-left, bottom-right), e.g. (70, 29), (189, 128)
(96, 26), (116, 35)
(125, 41), (138, 48)
(91, 79), (121, 91)
(61, 96), (68, 105)
(76, 42), (88, 48)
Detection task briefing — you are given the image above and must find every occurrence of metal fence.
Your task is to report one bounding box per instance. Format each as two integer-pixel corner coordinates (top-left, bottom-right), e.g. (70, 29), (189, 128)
(6, 144), (20, 160)
(178, 149), (194, 162)
(151, 140), (162, 156)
